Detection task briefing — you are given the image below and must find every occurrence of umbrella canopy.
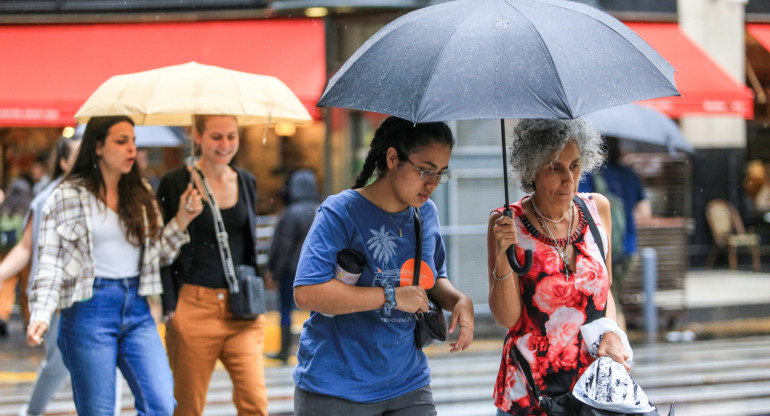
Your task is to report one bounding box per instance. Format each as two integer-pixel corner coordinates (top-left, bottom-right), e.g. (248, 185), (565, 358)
(318, 0), (679, 122)
(318, 0), (680, 275)
(583, 103), (693, 153)
(74, 124), (186, 148)
(75, 61), (312, 126)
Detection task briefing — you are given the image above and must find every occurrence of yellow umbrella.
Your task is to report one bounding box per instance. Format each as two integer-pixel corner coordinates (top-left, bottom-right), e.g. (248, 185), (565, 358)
(75, 61), (312, 126)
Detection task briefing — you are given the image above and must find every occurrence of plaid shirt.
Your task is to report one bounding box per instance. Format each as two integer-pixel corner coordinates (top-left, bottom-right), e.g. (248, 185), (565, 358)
(29, 182), (190, 326)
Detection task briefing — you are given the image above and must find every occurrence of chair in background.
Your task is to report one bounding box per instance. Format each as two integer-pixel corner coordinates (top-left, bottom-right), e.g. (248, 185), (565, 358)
(705, 199), (761, 271)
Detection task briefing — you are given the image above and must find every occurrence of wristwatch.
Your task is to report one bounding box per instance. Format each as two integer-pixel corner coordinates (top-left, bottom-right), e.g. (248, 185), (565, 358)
(381, 280), (397, 316)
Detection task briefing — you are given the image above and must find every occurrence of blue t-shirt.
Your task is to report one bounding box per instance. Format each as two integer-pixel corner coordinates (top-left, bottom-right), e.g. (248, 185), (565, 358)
(293, 189), (447, 403)
(579, 164), (645, 254)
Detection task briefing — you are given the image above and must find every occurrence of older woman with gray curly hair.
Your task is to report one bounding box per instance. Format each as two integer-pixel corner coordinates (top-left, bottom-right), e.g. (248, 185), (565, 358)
(486, 118), (630, 415)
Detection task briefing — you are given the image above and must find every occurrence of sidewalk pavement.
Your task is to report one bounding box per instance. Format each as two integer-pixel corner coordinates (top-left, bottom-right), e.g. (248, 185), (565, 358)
(2, 268), (770, 383)
(672, 268), (770, 339)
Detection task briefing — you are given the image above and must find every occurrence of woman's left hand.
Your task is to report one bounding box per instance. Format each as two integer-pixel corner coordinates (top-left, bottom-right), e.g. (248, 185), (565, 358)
(597, 331), (630, 372)
(447, 295), (474, 353)
(175, 183), (203, 229)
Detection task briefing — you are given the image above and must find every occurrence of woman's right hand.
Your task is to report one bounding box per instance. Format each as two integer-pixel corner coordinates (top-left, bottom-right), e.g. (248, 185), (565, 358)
(394, 286), (430, 314)
(27, 321), (49, 346)
(493, 214), (518, 254)
(174, 183), (203, 229)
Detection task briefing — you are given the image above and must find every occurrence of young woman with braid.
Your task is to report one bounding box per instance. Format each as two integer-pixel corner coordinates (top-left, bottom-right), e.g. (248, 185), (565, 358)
(292, 116), (475, 416)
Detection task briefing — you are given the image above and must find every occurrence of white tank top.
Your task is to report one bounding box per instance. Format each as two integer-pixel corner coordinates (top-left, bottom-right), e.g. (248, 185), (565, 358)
(89, 194), (141, 278)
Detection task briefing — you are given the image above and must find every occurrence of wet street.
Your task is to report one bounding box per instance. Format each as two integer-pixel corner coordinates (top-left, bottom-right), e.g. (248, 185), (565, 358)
(3, 269), (770, 414)
(3, 329), (770, 415)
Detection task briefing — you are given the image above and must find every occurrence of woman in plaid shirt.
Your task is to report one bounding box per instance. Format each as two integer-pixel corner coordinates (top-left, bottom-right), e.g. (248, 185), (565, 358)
(27, 116), (203, 416)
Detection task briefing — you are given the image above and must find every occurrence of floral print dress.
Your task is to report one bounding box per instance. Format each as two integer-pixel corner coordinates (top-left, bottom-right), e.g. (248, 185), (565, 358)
(493, 194), (610, 415)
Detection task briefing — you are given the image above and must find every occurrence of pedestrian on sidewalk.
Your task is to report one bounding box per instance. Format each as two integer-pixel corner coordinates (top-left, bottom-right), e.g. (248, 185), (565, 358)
(264, 169), (320, 365)
(487, 119), (631, 415)
(27, 116), (203, 416)
(29, 153), (51, 196)
(0, 134), (88, 416)
(157, 115), (268, 416)
(578, 137), (652, 329)
(0, 177), (33, 334)
(292, 116), (475, 416)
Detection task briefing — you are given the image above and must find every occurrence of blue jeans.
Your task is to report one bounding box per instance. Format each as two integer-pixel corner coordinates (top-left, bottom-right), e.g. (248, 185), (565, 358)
(278, 277), (295, 327)
(58, 277), (175, 416)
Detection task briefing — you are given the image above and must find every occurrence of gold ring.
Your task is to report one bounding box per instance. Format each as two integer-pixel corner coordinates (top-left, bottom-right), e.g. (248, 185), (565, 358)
(460, 324), (468, 328)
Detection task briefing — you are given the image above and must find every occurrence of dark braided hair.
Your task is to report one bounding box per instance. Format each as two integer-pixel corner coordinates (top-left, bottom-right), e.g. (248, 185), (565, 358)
(352, 117), (454, 189)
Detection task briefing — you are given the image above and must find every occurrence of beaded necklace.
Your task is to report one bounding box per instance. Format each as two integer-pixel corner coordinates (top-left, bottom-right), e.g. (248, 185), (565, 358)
(531, 198), (574, 279)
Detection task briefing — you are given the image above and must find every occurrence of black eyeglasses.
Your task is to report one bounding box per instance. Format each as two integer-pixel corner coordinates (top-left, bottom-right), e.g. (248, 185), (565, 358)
(405, 159), (451, 184)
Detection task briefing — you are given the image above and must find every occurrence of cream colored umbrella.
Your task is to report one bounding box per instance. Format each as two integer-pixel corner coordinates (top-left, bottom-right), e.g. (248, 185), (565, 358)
(75, 61), (312, 126)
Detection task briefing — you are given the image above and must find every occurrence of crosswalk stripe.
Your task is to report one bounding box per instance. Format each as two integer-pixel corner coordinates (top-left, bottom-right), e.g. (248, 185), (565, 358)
(2, 335), (770, 416)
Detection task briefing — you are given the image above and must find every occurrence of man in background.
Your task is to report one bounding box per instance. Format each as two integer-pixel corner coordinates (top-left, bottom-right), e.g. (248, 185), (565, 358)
(579, 138), (651, 329)
(265, 169), (319, 364)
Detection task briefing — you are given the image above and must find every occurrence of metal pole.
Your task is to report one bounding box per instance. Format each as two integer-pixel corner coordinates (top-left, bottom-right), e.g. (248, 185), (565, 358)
(641, 247), (658, 343)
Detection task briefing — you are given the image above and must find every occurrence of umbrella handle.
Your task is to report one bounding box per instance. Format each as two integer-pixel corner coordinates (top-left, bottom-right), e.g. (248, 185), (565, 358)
(503, 208), (533, 275)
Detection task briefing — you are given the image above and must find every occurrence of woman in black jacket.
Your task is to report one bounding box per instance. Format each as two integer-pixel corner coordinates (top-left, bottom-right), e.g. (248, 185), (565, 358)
(156, 115), (266, 416)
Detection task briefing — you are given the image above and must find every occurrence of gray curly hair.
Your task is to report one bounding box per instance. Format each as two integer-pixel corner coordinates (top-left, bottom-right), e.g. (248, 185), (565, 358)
(509, 118), (605, 193)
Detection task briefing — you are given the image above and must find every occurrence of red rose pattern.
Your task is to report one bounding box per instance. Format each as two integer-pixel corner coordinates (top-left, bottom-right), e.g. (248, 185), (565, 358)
(493, 195), (610, 415)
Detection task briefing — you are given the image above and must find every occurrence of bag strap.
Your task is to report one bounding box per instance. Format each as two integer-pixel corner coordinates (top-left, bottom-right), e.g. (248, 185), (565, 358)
(192, 165), (240, 294)
(412, 207), (422, 286)
(573, 194), (605, 265)
(510, 339), (543, 399)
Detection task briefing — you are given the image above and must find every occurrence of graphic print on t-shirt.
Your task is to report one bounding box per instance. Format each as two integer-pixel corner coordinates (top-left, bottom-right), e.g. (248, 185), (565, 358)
(366, 224), (435, 322)
(366, 224), (398, 264)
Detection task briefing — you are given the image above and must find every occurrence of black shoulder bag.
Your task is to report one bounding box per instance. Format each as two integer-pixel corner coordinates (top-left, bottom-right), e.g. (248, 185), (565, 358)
(412, 207), (448, 349)
(193, 166), (266, 320)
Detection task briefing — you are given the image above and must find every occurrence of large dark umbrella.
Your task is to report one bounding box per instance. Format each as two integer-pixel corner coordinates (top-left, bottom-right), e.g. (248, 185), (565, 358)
(583, 103), (693, 153)
(318, 0), (680, 274)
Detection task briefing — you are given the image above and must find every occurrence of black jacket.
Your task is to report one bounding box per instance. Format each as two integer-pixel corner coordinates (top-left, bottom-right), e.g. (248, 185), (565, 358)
(156, 165), (259, 313)
(268, 169), (319, 282)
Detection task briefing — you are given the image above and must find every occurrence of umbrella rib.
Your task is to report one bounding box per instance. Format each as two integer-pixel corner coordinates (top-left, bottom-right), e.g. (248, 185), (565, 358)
(533, 0), (677, 105)
(413, 13), (468, 122)
(574, 18), (676, 100)
(505, 0), (573, 118)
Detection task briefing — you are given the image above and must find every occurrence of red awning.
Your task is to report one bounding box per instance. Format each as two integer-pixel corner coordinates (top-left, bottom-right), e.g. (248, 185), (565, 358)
(0, 19), (326, 127)
(748, 24), (770, 54)
(626, 22), (753, 119)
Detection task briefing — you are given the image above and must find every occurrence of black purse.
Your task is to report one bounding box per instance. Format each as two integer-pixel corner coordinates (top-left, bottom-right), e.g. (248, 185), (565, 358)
(194, 166), (266, 320)
(230, 264), (266, 319)
(412, 207), (448, 349)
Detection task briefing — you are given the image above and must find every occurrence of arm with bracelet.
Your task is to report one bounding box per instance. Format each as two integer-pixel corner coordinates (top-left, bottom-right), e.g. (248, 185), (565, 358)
(487, 209), (524, 328)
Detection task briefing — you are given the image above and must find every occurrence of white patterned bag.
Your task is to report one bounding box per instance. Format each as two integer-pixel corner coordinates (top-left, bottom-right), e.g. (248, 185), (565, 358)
(572, 356), (656, 414)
